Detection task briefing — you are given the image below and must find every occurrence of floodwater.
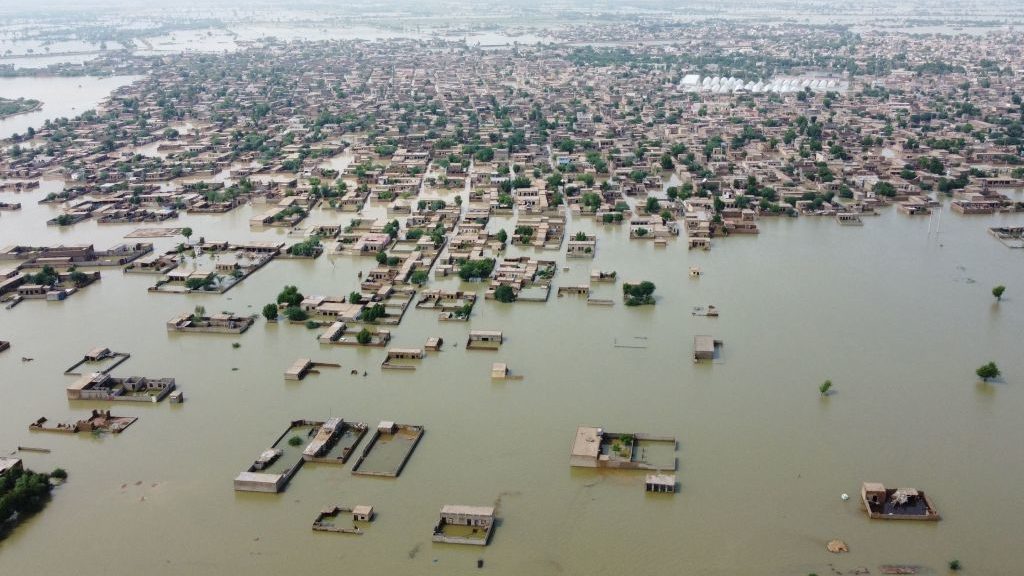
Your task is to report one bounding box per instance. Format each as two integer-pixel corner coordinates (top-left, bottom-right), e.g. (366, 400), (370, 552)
(1, 172), (1023, 575)
(0, 75), (142, 139)
(1, 94), (1024, 576)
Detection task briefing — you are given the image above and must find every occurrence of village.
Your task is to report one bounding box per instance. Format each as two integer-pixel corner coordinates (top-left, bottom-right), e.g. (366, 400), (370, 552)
(1, 13), (1022, 575)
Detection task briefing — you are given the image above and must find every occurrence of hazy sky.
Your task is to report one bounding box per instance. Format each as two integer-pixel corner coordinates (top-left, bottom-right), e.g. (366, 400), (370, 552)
(0, 0), (1016, 20)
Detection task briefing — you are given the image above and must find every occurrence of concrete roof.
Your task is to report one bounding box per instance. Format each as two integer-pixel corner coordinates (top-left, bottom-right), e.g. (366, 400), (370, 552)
(67, 372), (105, 391)
(440, 505), (494, 517)
(0, 457), (22, 475)
(694, 335), (715, 353)
(571, 426), (602, 459)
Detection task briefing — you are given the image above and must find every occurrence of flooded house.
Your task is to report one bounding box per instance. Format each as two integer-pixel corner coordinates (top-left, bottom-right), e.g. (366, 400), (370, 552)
(313, 505), (375, 534)
(861, 482), (941, 521)
(431, 505), (496, 546)
(66, 372), (177, 403)
(29, 410), (137, 434)
(381, 347), (424, 369)
(567, 234), (597, 258)
(350, 421), (424, 478)
(0, 457), (23, 477)
(166, 312), (255, 334)
(301, 418), (368, 464)
(693, 335), (723, 361)
(234, 421), (316, 493)
(645, 473), (677, 494)
(467, 330), (503, 350)
(569, 426), (676, 470)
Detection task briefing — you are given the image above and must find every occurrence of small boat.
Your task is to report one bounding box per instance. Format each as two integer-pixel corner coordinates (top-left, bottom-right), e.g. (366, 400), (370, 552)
(21, 357), (34, 362)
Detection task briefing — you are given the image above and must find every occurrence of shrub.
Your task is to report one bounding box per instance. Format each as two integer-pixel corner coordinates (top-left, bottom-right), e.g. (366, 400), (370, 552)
(284, 306), (308, 322)
(287, 436), (303, 447)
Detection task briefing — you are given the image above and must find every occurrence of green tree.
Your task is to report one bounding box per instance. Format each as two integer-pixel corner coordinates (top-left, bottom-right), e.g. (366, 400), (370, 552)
(643, 195), (659, 214)
(361, 303), (386, 323)
(494, 284), (516, 303)
(992, 285), (1006, 301)
(819, 380), (833, 396)
(262, 303), (278, 321)
(29, 265), (59, 286)
(458, 258), (496, 281)
(182, 227), (193, 241)
(185, 274), (215, 291)
(623, 281), (656, 305)
(287, 235), (321, 257)
(277, 285), (304, 307)
(976, 362), (1000, 381)
(356, 327), (372, 345)
(68, 270), (90, 287)
(349, 291), (361, 304)
(284, 306), (308, 322)
(410, 270), (429, 285)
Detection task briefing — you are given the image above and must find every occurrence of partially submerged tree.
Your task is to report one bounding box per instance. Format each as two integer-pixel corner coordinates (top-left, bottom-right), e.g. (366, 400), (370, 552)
(992, 285), (1005, 301)
(494, 284), (516, 303)
(819, 379), (833, 396)
(976, 362), (1000, 381)
(277, 285), (303, 307)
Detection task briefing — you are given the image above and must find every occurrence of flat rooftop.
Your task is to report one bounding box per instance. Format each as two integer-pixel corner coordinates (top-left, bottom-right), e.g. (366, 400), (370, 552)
(571, 426), (602, 459)
(441, 505), (495, 517)
(694, 335), (715, 353)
